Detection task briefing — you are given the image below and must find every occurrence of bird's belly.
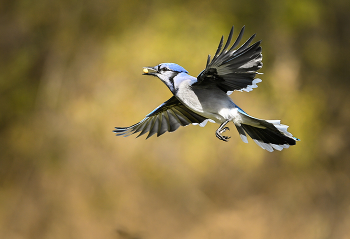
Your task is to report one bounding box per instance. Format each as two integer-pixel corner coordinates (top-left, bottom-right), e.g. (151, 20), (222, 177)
(176, 87), (236, 123)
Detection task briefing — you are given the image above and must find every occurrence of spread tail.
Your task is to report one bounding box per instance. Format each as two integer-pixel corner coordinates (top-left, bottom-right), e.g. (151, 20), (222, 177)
(235, 109), (299, 152)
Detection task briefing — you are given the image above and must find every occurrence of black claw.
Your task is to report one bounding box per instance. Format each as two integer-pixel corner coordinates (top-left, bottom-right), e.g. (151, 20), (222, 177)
(222, 136), (231, 142)
(219, 127), (230, 134)
(215, 120), (231, 142)
(215, 131), (231, 142)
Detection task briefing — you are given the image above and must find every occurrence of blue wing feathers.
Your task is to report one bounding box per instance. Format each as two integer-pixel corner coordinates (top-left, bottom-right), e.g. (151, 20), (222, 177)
(114, 96), (208, 139)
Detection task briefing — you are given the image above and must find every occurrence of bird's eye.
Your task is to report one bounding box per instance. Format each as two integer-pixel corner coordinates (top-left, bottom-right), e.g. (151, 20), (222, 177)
(161, 67), (170, 71)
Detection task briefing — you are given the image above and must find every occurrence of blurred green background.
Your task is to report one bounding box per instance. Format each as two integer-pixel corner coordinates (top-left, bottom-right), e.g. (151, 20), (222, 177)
(1, 0), (350, 238)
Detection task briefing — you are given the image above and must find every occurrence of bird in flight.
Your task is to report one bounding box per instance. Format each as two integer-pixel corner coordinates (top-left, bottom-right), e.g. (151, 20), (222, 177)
(114, 26), (299, 152)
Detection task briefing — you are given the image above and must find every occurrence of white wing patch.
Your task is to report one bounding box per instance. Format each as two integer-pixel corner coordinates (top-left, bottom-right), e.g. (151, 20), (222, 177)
(199, 119), (215, 127)
(192, 119), (216, 127)
(237, 78), (262, 93)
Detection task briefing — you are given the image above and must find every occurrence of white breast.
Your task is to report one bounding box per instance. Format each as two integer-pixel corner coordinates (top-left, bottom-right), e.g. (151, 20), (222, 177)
(175, 81), (237, 123)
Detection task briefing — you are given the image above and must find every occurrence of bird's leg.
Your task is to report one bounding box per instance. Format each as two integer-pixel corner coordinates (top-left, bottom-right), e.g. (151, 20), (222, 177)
(215, 120), (231, 142)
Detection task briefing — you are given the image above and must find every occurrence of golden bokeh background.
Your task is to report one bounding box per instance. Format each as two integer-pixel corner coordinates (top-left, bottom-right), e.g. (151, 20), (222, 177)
(1, 0), (350, 238)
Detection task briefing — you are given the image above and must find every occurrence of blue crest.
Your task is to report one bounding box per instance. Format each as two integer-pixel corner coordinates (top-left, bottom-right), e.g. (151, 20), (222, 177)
(160, 63), (188, 73)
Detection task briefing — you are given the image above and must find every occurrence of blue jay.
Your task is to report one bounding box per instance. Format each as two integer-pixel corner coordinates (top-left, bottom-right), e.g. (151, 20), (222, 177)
(114, 26), (299, 152)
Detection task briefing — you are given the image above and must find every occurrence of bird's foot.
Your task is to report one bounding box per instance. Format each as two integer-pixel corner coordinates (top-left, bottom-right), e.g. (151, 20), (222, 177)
(216, 127), (231, 142)
(219, 127), (230, 134)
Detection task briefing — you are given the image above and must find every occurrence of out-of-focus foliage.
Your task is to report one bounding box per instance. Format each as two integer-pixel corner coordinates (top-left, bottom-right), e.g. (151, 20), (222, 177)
(1, 0), (350, 238)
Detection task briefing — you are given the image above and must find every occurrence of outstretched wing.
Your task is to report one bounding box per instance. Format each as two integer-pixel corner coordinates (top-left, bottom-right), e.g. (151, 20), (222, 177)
(196, 26), (263, 94)
(114, 96), (208, 139)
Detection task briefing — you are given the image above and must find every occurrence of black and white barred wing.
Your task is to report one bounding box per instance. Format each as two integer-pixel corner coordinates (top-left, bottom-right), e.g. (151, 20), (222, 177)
(196, 26), (263, 94)
(114, 96), (209, 139)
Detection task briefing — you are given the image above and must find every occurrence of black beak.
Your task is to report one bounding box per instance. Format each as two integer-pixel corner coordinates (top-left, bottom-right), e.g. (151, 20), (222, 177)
(143, 66), (158, 75)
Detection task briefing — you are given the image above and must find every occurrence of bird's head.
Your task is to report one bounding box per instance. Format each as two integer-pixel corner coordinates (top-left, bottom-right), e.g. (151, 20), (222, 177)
(143, 63), (188, 92)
